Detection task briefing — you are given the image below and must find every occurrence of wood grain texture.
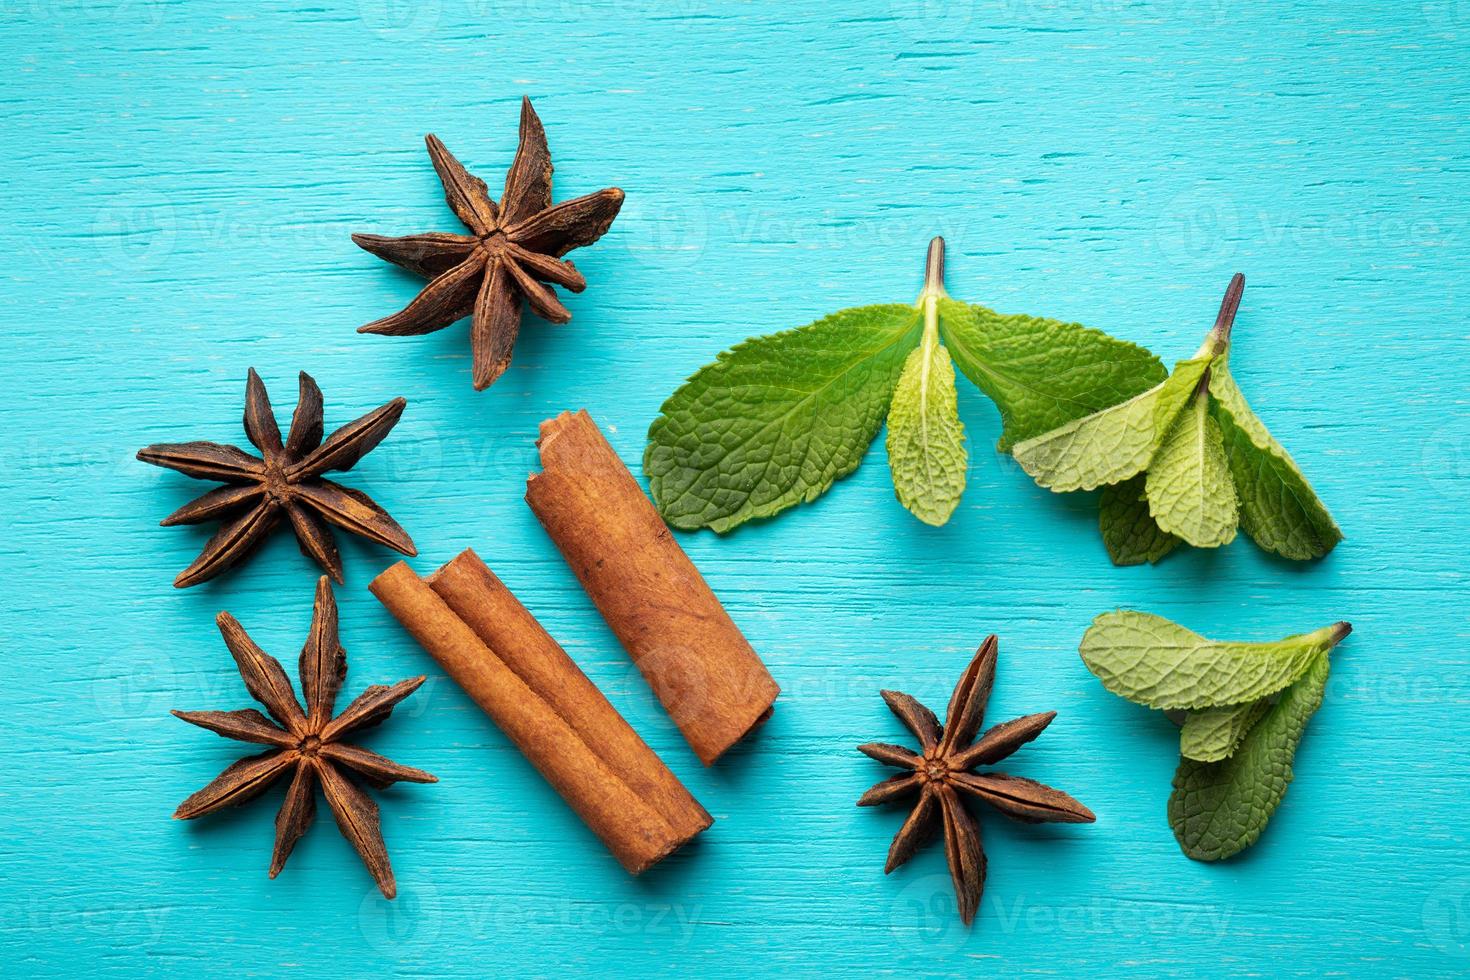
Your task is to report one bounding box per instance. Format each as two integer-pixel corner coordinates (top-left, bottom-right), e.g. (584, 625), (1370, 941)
(1, 1), (1467, 976)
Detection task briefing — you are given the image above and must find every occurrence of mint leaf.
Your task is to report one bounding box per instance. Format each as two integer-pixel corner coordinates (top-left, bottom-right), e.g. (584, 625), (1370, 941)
(1209, 359), (1343, 560)
(1011, 356), (1211, 492)
(1098, 475), (1178, 565)
(938, 299), (1165, 450)
(886, 322), (967, 527)
(1078, 612), (1348, 710)
(1012, 385), (1161, 492)
(1169, 652), (1331, 860)
(1179, 701), (1269, 763)
(1145, 390), (1238, 548)
(645, 303), (921, 532)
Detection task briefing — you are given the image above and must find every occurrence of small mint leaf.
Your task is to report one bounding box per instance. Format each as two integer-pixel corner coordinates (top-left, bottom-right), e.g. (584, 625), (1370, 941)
(1099, 475), (1179, 566)
(1145, 390), (1238, 548)
(886, 339), (967, 526)
(1179, 701), (1269, 763)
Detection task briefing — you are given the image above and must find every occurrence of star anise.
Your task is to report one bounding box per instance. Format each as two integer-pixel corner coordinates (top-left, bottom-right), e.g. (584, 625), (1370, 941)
(353, 96), (624, 390)
(857, 636), (1095, 925)
(172, 576), (435, 899)
(137, 369), (416, 587)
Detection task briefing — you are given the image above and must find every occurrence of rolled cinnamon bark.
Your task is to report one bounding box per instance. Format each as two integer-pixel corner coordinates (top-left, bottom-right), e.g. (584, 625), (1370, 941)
(525, 409), (780, 765)
(426, 549), (709, 841)
(369, 561), (710, 874)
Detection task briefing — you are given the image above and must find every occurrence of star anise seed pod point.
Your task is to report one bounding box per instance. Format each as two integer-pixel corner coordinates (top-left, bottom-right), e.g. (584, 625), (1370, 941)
(857, 635), (1095, 926)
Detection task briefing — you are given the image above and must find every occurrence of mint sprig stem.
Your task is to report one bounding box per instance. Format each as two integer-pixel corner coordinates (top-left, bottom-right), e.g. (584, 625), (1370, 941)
(1197, 271), (1244, 360)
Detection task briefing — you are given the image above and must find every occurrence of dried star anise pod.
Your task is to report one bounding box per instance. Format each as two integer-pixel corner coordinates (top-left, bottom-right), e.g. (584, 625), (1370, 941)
(353, 96), (624, 390)
(173, 576), (435, 898)
(857, 636), (1095, 925)
(137, 369), (416, 587)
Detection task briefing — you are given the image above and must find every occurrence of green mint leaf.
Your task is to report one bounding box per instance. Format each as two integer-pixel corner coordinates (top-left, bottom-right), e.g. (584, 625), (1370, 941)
(1169, 652), (1331, 860)
(1209, 359), (1343, 560)
(1179, 701), (1269, 763)
(1078, 612), (1349, 710)
(1011, 355), (1211, 492)
(645, 304), (921, 532)
(1145, 390), (1238, 548)
(886, 334), (967, 526)
(937, 299), (1165, 450)
(1098, 475), (1179, 565)
(1152, 357), (1215, 438)
(1009, 387), (1158, 492)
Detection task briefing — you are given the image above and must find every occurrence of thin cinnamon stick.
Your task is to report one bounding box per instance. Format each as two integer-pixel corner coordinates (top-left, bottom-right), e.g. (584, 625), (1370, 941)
(369, 561), (709, 874)
(525, 409), (780, 765)
(426, 549), (709, 841)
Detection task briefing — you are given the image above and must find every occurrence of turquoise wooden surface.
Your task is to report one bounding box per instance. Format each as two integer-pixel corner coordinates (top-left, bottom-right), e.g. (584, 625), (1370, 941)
(3, 1), (1468, 975)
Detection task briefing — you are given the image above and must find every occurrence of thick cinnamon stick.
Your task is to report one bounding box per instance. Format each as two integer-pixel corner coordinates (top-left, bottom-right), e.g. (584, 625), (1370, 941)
(369, 561), (709, 874)
(525, 409), (779, 765)
(426, 549), (709, 841)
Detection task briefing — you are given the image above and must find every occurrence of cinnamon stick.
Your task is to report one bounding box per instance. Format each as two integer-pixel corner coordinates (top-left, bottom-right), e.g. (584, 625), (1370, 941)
(525, 409), (780, 765)
(426, 549), (709, 841)
(369, 561), (710, 874)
